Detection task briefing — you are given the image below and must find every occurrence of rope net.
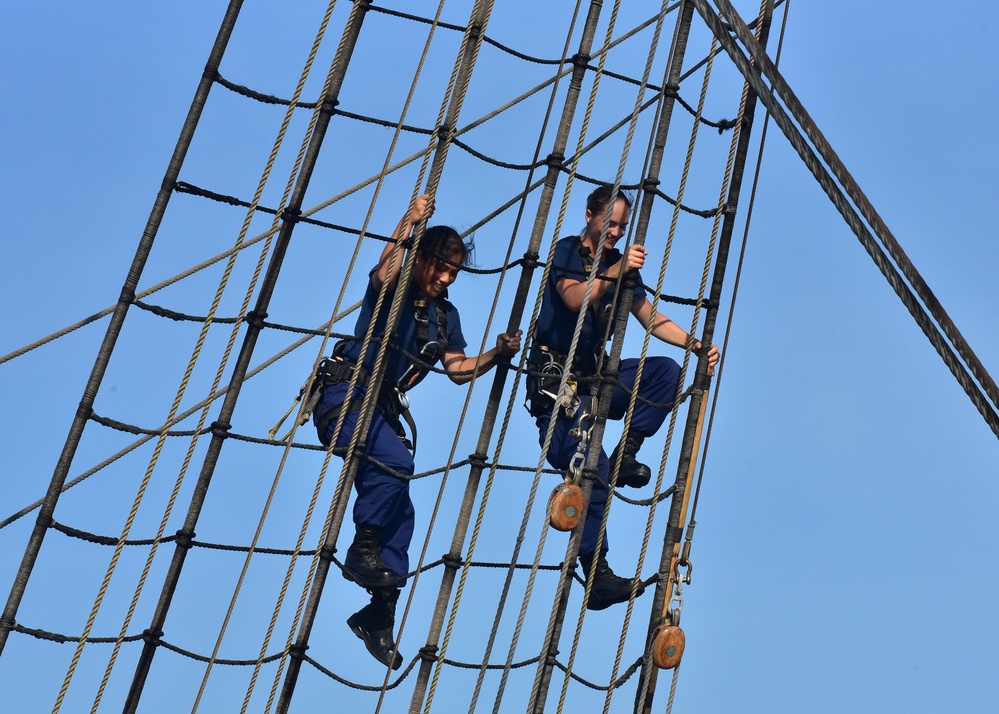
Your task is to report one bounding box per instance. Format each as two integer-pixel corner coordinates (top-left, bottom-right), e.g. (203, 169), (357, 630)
(3, 1), (992, 712)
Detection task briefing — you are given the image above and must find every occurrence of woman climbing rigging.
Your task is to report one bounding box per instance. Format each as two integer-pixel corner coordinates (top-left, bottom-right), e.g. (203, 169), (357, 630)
(527, 185), (719, 610)
(313, 193), (522, 669)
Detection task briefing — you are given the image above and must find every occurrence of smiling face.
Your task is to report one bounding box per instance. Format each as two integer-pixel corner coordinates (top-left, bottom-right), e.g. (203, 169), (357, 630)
(414, 251), (461, 298)
(583, 197), (631, 252)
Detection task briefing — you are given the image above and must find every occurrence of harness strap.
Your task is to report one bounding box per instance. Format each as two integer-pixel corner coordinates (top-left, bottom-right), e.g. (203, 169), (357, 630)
(568, 235), (616, 348)
(399, 296), (449, 392)
(315, 293), (449, 453)
(313, 355), (419, 453)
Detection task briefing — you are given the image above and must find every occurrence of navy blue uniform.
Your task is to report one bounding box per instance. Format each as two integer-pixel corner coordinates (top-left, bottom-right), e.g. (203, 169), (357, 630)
(315, 276), (466, 582)
(535, 237), (680, 557)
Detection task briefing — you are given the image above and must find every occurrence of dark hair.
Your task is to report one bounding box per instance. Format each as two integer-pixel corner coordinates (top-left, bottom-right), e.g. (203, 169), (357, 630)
(418, 225), (474, 269)
(586, 185), (633, 215)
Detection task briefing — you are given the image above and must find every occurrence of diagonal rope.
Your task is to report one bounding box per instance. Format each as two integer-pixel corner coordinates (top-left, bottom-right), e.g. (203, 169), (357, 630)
(443, 4), (591, 711)
(428, 0), (640, 707)
(271, 3), (499, 712)
(699, 0), (999, 437)
(588, 15), (723, 714)
(0, 1), (249, 667)
(642, 4), (777, 711)
(58, 0), (328, 703)
(429, 0), (628, 706)
(658, 9), (791, 712)
(0, 8), (721, 373)
(253, 3), (457, 711)
(121, 4), (345, 711)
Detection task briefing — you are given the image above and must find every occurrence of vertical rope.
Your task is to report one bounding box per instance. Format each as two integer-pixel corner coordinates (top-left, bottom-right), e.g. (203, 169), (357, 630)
(274, 3), (497, 712)
(0, 0), (246, 662)
(119, 4), (373, 712)
(149, 4), (343, 712)
(549, 5), (681, 714)
(696, 0), (999, 437)
(639, 3), (774, 711)
(410, 4), (608, 712)
(408, 7), (588, 712)
(263, 0), (451, 711)
(528, 0), (662, 708)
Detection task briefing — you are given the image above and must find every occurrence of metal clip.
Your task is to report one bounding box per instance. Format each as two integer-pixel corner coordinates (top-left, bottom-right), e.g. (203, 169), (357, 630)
(675, 558), (692, 586)
(568, 451), (585, 484)
(559, 376), (580, 419)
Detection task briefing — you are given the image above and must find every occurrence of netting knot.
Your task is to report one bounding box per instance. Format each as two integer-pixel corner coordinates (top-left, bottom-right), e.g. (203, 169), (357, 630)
(663, 82), (679, 98)
(597, 368), (619, 391)
(141, 628), (164, 645)
(436, 123), (455, 142)
(35, 510), (53, 529)
(210, 420), (231, 438)
(288, 642), (309, 660)
(76, 402), (95, 421)
(468, 452), (488, 470)
(280, 206), (302, 223)
(716, 117), (739, 134)
(545, 152), (565, 170)
(320, 94), (339, 115)
(319, 543), (336, 563)
(570, 52), (591, 69)
(441, 553), (464, 571)
(641, 177), (661, 192)
(174, 529), (196, 550)
(418, 645), (439, 662)
(246, 309), (268, 329)
(521, 250), (540, 270)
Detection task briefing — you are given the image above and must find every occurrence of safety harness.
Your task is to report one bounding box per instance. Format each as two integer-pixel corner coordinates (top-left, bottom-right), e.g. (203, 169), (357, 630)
(525, 236), (618, 418)
(313, 294), (449, 453)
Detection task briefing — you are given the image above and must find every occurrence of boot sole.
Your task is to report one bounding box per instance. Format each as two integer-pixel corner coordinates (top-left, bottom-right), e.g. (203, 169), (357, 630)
(347, 616), (403, 670)
(585, 582), (647, 611)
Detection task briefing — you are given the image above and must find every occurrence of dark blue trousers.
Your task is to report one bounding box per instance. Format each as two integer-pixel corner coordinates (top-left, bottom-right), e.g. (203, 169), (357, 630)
(315, 382), (415, 583)
(535, 356), (680, 557)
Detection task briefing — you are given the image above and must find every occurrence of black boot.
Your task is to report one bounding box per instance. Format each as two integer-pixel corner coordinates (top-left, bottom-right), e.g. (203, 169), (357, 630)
(579, 551), (645, 611)
(343, 526), (399, 589)
(611, 433), (652, 488)
(347, 587), (403, 670)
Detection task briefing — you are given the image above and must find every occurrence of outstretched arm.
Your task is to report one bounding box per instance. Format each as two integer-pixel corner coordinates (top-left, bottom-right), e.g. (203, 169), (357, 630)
(442, 330), (523, 385)
(632, 296), (720, 367)
(372, 194), (435, 292)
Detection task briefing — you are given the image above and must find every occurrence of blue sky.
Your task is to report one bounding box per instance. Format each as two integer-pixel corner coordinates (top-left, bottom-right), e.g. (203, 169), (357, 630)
(2, 2), (998, 713)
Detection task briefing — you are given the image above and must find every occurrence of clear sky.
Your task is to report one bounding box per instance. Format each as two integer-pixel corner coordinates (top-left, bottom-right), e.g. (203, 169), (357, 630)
(2, 2), (998, 713)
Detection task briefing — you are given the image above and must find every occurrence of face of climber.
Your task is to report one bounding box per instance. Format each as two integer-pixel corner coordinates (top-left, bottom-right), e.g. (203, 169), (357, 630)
(415, 250), (461, 299)
(584, 197), (631, 252)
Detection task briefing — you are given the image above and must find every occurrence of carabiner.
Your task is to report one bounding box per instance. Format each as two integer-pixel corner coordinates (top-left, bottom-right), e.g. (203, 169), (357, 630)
(568, 452), (585, 483)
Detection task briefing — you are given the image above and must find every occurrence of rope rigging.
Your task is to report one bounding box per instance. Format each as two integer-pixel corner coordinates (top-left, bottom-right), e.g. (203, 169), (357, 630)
(1, 2), (994, 713)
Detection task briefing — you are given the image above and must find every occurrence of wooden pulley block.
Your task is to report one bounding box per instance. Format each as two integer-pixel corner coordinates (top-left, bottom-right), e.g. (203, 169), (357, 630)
(548, 482), (583, 532)
(651, 623), (686, 669)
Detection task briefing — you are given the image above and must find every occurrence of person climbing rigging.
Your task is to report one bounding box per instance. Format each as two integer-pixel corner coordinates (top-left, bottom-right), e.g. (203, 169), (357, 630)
(312, 193), (522, 669)
(526, 185), (719, 611)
